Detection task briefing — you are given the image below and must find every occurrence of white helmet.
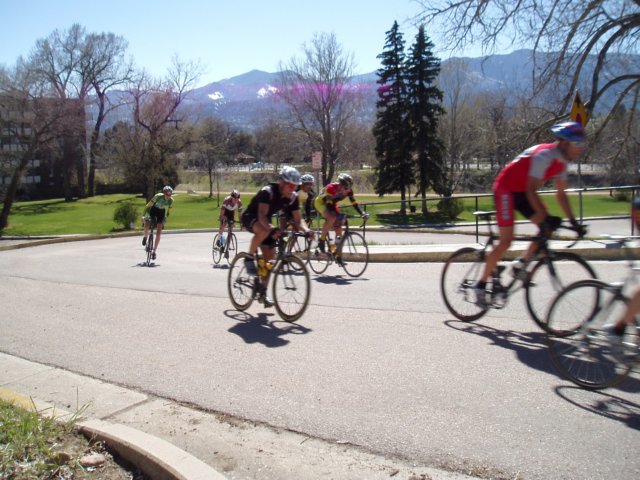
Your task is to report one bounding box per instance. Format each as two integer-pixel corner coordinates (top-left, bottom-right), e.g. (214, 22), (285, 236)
(162, 185), (173, 194)
(279, 166), (302, 185)
(300, 174), (315, 184)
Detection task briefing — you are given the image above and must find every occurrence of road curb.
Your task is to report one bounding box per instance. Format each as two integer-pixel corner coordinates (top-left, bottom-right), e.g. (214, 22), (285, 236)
(0, 387), (226, 480)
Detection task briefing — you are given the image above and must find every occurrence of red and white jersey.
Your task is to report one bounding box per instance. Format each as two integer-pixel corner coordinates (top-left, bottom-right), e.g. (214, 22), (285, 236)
(494, 143), (569, 192)
(221, 195), (242, 212)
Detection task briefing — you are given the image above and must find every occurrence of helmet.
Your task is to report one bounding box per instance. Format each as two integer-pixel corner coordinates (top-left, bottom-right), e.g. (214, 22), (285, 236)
(279, 166), (302, 185)
(230, 189), (239, 198)
(337, 173), (353, 188)
(300, 174), (315, 184)
(550, 121), (585, 142)
(162, 185), (173, 194)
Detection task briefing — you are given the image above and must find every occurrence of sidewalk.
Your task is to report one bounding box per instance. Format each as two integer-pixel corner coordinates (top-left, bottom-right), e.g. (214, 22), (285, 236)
(0, 353), (478, 480)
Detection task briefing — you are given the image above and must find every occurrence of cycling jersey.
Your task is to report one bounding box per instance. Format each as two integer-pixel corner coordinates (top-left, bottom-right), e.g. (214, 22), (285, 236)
(314, 182), (362, 215)
(220, 195), (242, 222)
(494, 143), (568, 192)
(243, 183), (299, 225)
(143, 192), (173, 224)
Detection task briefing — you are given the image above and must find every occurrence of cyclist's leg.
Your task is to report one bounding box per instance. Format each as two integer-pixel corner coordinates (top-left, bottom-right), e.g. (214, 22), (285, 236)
(318, 208), (336, 252)
(218, 216), (226, 237)
(514, 192), (541, 262)
(142, 219), (150, 245)
(154, 223), (163, 252)
(480, 226), (513, 283)
(258, 245), (276, 306)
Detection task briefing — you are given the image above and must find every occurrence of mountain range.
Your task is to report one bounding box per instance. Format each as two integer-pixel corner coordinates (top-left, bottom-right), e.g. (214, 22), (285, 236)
(100, 49), (636, 131)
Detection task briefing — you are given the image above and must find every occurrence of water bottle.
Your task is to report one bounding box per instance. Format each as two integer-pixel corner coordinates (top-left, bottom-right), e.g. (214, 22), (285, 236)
(257, 258), (267, 277)
(220, 234), (226, 246)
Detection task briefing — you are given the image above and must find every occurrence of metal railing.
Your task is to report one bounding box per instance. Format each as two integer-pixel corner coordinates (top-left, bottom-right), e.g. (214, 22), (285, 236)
(352, 185), (639, 241)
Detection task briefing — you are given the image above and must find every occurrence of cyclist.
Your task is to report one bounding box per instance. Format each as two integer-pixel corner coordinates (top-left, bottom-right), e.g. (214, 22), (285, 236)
(313, 173), (368, 255)
(474, 121), (587, 306)
(278, 173), (316, 231)
(217, 189), (243, 246)
(142, 185), (174, 260)
(605, 196), (640, 350)
(241, 166), (314, 306)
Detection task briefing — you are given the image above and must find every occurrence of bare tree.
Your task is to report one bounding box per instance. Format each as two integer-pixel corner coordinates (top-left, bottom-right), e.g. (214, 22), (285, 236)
(415, 1), (639, 130)
(80, 32), (134, 196)
(0, 61), (72, 231)
(277, 32), (364, 185)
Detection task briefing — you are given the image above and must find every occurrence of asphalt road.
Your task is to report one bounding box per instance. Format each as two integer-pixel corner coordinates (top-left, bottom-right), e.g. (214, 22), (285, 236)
(1, 231), (639, 480)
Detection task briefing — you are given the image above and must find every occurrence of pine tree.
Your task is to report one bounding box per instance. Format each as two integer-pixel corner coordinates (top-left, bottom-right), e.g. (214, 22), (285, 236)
(372, 21), (414, 215)
(405, 25), (447, 213)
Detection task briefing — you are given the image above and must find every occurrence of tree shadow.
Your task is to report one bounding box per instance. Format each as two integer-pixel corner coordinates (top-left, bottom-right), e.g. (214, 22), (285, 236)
(12, 200), (70, 216)
(554, 385), (640, 431)
(225, 310), (312, 348)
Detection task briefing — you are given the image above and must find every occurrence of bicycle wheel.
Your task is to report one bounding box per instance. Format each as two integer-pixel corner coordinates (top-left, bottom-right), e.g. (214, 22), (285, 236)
(525, 252), (597, 332)
(440, 247), (488, 321)
(212, 234), (223, 264)
(339, 231), (369, 278)
(146, 232), (154, 266)
(225, 234), (238, 263)
(272, 256), (310, 322)
(228, 253), (256, 311)
(546, 280), (632, 389)
(306, 238), (330, 274)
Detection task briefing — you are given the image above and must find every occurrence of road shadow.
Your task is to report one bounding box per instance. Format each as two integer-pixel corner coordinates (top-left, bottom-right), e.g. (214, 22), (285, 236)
(225, 309), (311, 348)
(212, 263), (230, 270)
(444, 319), (557, 376)
(554, 385), (640, 431)
(134, 262), (159, 268)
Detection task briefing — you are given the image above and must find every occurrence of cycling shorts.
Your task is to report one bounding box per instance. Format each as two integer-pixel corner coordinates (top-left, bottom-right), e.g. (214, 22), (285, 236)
(147, 206), (167, 225)
(241, 212), (276, 247)
(494, 190), (535, 227)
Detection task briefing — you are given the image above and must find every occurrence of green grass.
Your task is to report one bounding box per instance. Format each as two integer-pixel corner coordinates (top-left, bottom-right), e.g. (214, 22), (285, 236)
(1, 191), (632, 236)
(0, 399), (73, 477)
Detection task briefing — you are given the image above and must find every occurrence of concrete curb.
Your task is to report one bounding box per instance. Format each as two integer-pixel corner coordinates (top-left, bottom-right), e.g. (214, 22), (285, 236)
(0, 387), (226, 480)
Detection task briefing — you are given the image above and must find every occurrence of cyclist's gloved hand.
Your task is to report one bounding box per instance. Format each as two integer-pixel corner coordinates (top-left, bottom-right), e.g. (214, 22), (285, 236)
(570, 219), (587, 237)
(305, 229), (315, 239)
(361, 213), (370, 220)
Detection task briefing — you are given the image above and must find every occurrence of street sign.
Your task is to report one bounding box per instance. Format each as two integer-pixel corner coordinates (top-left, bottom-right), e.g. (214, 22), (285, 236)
(570, 91), (589, 126)
(311, 151), (322, 170)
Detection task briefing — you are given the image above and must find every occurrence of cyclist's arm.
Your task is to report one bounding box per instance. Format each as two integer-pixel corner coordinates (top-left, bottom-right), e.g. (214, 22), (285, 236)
(347, 191), (365, 216)
(257, 202), (272, 231)
(554, 178), (575, 223)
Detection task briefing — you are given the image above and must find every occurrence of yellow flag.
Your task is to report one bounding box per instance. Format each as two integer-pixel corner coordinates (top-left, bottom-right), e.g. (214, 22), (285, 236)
(570, 91), (589, 126)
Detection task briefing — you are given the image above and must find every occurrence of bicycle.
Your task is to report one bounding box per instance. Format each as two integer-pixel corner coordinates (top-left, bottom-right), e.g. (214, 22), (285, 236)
(440, 211), (596, 331)
(306, 216), (369, 278)
(227, 231), (311, 322)
(143, 219), (157, 266)
(545, 236), (640, 389)
(212, 220), (238, 265)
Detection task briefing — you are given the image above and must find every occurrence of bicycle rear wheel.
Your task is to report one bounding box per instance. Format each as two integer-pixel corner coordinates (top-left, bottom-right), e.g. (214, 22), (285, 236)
(546, 280), (632, 389)
(440, 247), (488, 321)
(306, 238), (330, 274)
(272, 255), (310, 322)
(339, 231), (369, 278)
(228, 253), (256, 311)
(212, 234), (223, 264)
(525, 252), (597, 332)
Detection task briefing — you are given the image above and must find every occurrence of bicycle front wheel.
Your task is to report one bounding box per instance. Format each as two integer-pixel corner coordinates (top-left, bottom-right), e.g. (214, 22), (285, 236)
(226, 234), (238, 263)
(146, 233), (154, 266)
(525, 252), (597, 332)
(306, 238), (330, 274)
(228, 253), (256, 311)
(272, 256), (310, 322)
(440, 247), (488, 321)
(212, 234), (223, 264)
(546, 280), (632, 389)
(339, 231), (369, 278)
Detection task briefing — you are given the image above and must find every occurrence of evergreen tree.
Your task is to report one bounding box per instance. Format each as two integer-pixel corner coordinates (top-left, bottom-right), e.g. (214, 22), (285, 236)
(405, 25), (446, 213)
(372, 21), (414, 215)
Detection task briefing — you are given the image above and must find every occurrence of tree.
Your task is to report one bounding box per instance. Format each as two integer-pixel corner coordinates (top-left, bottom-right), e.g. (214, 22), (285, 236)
(255, 119), (307, 172)
(372, 21), (414, 215)
(195, 117), (230, 198)
(0, 61), (72, 231)
(80, 32), (134, 196)
(405, 25), (446, 212)
(415, 0), (639, 132)
(277, 32), (363, 185)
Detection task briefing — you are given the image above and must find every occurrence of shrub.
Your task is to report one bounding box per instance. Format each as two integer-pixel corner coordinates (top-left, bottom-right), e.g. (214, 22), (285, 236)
(113, 202), (139, 229)
(437, 197), (465, 220)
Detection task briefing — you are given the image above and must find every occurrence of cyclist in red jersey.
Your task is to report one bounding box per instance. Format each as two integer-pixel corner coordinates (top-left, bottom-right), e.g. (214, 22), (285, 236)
(474, 121), (587, 306)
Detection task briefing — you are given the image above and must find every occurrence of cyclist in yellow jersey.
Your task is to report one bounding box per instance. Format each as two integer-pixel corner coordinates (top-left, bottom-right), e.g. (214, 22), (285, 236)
(313, 173), (368, 253)
(142, 185), (174, 260)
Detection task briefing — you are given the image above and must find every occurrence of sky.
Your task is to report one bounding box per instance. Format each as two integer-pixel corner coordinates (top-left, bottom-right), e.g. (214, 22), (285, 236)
(0, 0), (488, 87)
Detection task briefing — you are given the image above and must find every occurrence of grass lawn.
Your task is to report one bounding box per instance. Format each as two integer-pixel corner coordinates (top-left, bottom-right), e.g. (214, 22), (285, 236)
(1, 191), (632, 236)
